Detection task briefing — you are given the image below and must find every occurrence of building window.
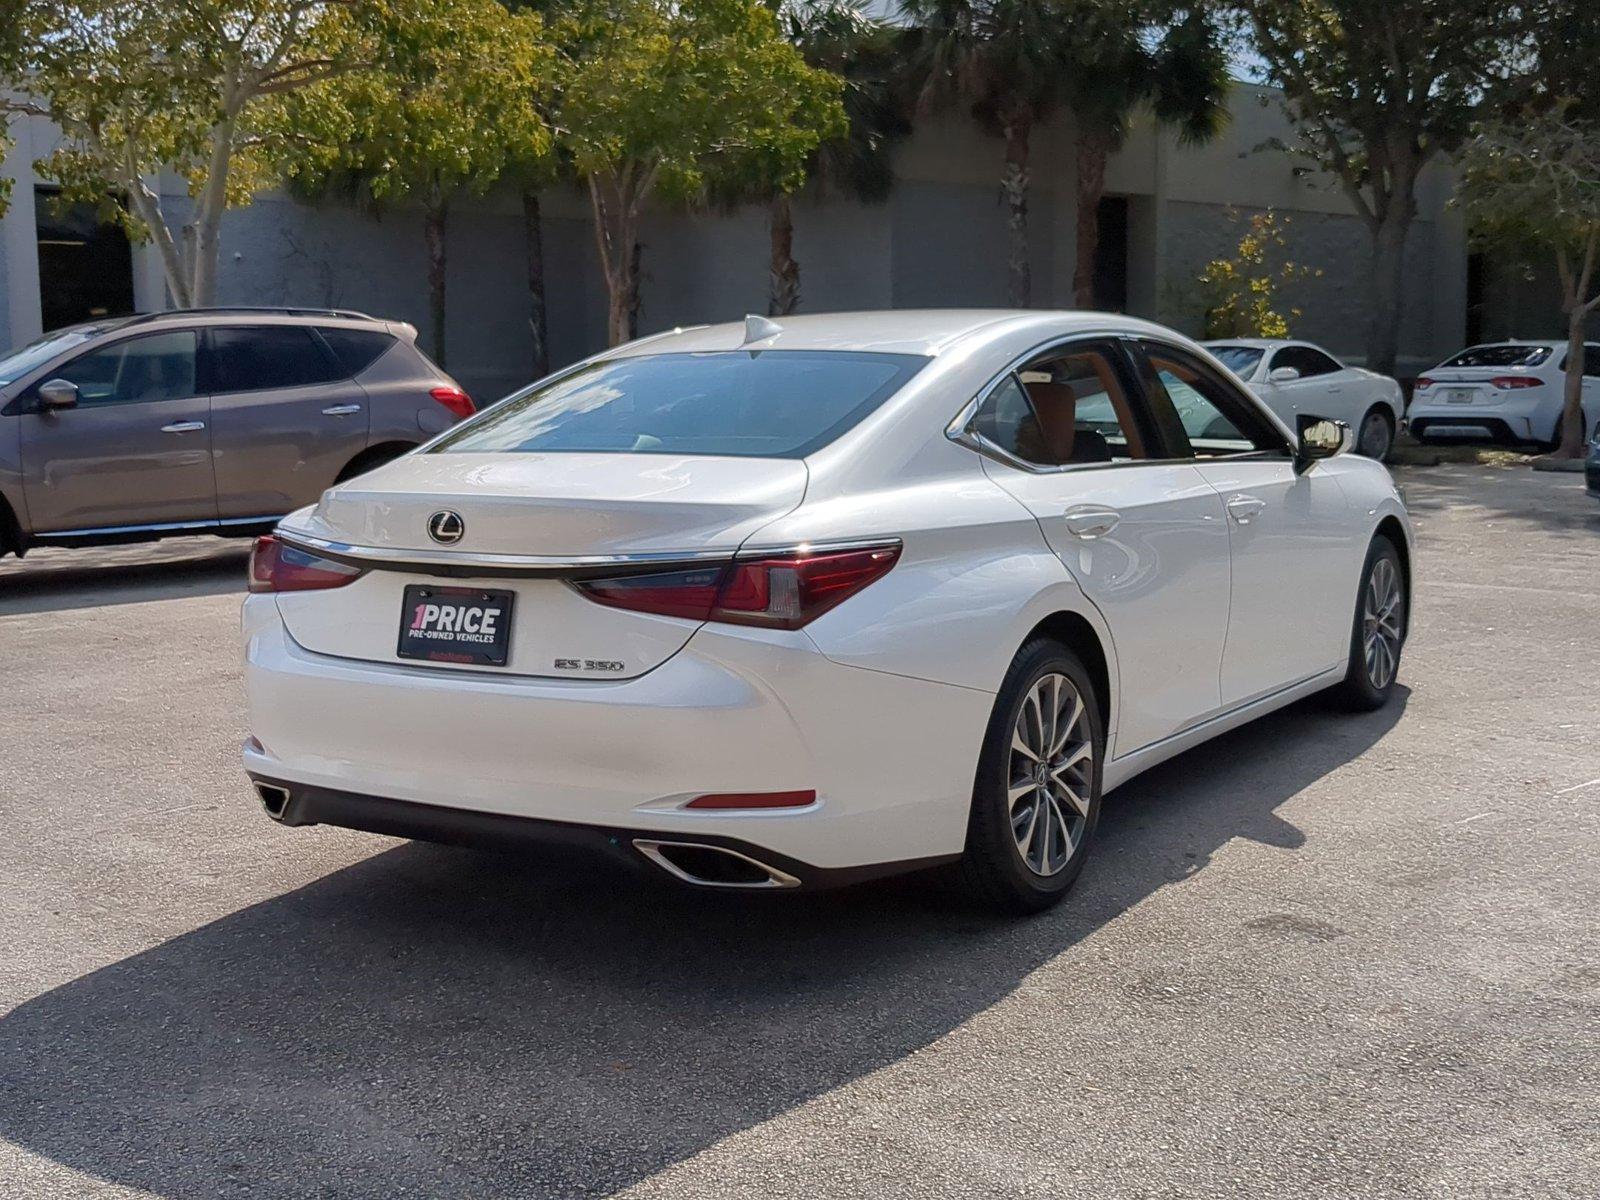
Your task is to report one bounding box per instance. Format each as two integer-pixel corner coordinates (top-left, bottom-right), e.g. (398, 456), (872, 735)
(35, 187), (136, 332)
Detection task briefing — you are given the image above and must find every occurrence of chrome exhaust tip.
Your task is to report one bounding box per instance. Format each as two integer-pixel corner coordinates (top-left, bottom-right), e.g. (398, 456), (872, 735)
(255, 782), (291, 821)
(633, 839), (801, 889)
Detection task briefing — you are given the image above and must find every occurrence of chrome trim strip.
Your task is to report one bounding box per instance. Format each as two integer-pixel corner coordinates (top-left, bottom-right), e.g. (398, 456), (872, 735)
(43, 514), (283, 538)
(275, 531), (738, 579)
(276, 531), (904, 579)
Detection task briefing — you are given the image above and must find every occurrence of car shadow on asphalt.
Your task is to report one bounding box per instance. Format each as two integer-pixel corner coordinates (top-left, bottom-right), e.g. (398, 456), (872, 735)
(0, 540), (249, 615)
(0, 689), (1407, 1197)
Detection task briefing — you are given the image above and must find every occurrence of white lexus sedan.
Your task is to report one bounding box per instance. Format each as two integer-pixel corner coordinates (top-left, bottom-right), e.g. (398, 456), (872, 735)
(242, 312), (1412, 912)
(1202, 339), (1405, 461)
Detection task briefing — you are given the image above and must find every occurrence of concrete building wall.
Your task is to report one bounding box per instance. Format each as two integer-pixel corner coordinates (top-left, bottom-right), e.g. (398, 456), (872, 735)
(3, 82), (1473, 394)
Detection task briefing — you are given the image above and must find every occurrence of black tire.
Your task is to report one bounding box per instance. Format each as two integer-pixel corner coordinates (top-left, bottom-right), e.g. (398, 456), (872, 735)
(1331, 536), (1406, 711)
(336, 443), (414, 483)
(1355, 406), (1395, 461)
(960, 639), (1104, 914)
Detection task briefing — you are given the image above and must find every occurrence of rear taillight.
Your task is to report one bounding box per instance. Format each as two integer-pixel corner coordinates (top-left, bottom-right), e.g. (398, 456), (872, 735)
(430, 385), (476, 420)
(1414, 377), (1434, 390)
(1490, 376), (1542, 389)
(248, 535), (363, 593)
(574, 543), (901, 630)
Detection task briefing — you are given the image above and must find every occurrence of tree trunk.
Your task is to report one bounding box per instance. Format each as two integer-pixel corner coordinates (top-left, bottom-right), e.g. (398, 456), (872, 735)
(423, 193), (449, 367)
(1001, 119), (1031, 307)
(1365, 207), (1412, 378)
(768, 192), (800, 316)
(521, 189), (549, 379)
(1552, 231), (1599, 459)
(1072, 128), (1113, 310)
(189, 116), (235, 307)
(588, 172), (643, 347)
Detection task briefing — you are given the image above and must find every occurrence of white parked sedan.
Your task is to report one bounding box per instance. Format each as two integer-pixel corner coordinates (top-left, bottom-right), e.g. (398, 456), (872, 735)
(1409, 340), (1600, 448)
(242, 311), (1413, 912)
(1202, 338), (1405, 461)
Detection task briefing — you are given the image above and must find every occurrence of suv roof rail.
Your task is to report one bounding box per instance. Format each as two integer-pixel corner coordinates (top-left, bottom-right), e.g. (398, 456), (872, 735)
(120, 306), (377, 327)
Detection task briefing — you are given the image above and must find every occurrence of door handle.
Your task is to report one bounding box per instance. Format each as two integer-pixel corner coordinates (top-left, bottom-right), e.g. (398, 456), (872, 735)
(322, 404), (363, 416)
(1063, 505), (1121, 539)
(160, 421), (206, 434)
(1225, 494), (1267, 524)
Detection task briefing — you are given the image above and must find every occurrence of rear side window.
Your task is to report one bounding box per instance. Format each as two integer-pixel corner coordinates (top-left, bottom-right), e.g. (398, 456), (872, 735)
(207, 326), (343, 394)
(431, 350), (927, 459)
(1442, 345), (1552, 368)
(967, 342), (1153, 467)
(317, 327), (395, 376)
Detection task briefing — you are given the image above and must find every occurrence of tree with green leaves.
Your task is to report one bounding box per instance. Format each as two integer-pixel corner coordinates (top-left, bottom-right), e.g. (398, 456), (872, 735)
(1064, 5), (1230, 308)
(1459, 110), (1600, 458)
(1242, 0), (1526, 375)
(559, 0), (846, 345)
(714, 0), (907, 317)
(0, 1), (368, 308)
(271, 0), (556, 366)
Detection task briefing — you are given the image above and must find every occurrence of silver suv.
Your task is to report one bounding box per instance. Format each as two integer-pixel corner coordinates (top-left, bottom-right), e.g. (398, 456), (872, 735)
(0, 307), (472, 557)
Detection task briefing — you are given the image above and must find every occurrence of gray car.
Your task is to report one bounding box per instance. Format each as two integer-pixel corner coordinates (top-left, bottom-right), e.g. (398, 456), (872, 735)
(0, 307), (471, 557)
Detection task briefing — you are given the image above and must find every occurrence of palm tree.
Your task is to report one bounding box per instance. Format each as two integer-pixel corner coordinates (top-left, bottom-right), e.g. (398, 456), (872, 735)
(900, 0), (1073, 306)
(1064, 6), (1230, 308)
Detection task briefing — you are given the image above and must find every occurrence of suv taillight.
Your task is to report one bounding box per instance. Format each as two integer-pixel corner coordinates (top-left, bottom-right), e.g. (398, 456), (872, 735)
(248, 535), (363, 593)
(573, 543), (901, 630)
(430, 386), (476, 420)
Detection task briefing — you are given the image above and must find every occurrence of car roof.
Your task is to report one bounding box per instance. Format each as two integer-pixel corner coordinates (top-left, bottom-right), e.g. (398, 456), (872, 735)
(607, 310), (1181, 359)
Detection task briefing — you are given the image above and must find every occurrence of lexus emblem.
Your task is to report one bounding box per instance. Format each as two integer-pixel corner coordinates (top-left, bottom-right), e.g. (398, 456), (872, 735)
(427, 510), (465, 545)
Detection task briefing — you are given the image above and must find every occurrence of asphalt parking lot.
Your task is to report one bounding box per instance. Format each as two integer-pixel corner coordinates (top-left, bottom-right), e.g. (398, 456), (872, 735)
(1, 463), (1597, 1199)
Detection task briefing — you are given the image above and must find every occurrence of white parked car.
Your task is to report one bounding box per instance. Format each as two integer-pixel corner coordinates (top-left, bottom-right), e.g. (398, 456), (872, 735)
(1409, 340), (1600, 448)
(1201, 338), (1405, 461)
(242, 311), (1413, 912)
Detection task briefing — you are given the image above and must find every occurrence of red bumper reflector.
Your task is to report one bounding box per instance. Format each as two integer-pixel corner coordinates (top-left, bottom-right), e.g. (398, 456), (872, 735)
(684, 790), (817, 810)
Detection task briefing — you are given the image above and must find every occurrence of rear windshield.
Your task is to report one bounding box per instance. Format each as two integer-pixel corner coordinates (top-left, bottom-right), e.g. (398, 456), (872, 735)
(1205, 346), (1265, 375)
(431, 350), (928, 459)
(1442, 345), (1552, 368)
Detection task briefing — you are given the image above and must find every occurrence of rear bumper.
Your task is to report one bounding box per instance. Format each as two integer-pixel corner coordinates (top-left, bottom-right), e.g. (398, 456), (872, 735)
(245, 776), (956, 889)
(1409, 396), (1552, 442)
(241, 596), (991, 873)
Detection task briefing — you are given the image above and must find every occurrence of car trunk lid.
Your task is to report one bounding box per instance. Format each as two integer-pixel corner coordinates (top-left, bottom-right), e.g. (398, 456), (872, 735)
(274, 452), (807, 679)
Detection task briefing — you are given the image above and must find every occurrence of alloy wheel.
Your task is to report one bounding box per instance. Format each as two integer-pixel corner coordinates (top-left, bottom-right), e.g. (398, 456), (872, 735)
(1362, 557), (1403, 689)
(1008, 673), (1094, 876)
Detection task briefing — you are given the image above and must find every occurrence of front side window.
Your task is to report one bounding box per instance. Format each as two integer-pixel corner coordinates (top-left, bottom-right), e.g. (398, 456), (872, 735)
(43, 330), (197, 407)
(432, 351), (926, 459)
(1139, 344), (1286, 459)
(967, 343), (1152, 467)
(208, 326), (343, 394)
(1272, 346), (1342, 378)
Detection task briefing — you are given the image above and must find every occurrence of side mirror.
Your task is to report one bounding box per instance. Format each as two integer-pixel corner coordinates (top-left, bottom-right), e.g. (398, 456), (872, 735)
(37, 378), (80, 411)
(1295, 413), (1350, 472)
(1268, 366), (1301, 383)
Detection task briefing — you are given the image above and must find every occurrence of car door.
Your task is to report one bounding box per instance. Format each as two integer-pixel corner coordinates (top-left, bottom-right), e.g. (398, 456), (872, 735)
(17, 329), (216, 533)
(1264, 345), (1358, 426)
(961, 338), (1232, 757)
(1132, 339), (1362, 708)
(205, 325), (371, 520)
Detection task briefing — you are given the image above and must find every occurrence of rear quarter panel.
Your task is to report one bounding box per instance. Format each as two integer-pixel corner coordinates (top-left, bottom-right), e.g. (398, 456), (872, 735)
(359, 340), (457, 446)
(0, 413), (25, 539)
